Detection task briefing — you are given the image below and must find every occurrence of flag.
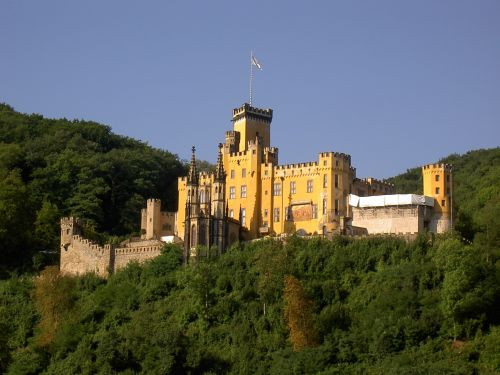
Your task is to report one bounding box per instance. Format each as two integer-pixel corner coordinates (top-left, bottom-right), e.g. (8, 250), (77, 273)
(252, 55), (262, 70)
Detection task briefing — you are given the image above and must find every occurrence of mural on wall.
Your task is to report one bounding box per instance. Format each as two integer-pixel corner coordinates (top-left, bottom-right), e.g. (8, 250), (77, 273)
(291, 204), (313, 221)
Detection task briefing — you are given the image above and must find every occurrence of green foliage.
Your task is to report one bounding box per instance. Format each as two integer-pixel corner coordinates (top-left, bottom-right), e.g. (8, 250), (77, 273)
(0, 103), (186, 273)
(1, 236), (498, 373)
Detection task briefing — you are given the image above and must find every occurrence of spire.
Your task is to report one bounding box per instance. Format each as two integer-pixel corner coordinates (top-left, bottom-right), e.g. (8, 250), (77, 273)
(187, 146), (198, 185)
(215, 143), (225, 182)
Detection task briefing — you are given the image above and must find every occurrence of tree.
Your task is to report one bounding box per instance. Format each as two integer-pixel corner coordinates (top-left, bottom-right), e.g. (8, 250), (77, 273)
(283, 275), (318, 351)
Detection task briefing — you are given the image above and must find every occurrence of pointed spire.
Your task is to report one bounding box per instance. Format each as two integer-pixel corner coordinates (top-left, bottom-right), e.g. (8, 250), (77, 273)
(215, 143), (225, 182)
(187, 146), (198, 185)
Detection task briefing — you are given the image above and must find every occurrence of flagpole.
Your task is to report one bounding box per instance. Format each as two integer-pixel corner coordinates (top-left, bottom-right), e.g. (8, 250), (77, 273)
(249, 50), (253, 105)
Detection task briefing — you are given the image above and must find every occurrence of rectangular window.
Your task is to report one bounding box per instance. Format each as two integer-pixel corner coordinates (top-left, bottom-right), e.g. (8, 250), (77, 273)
(307, 180), (313, 193)
(323, 174), (328, 188)
(323, 198), (327, 215)
(336, 160), (339, 166)
(290, 181), (296, 194)
(241, 185), (247, 198)
(241, 208), (246, 226)
(242, 168), (246, 178)
(446, 188), (450, 195)
(273, 207), (280, 222)
(312, 204), (318, 219)
(334, 174), (339, 188)
(229, 209), (234, 218)
(446, 175), (450, 182)
(229, 186), (235, 199)
(441, 200), (446, 207)
(273, 183), (282, 196)
(285, 206), (292, 221)
(435, 175), (440, 182)
(264, 170), (268, 176)
(263, 221), (268, 227)
(435, 187), (440, 195)
(230, 170), (235, 179)
(335, 199), (339, 215)
(264, 208), (268, 217)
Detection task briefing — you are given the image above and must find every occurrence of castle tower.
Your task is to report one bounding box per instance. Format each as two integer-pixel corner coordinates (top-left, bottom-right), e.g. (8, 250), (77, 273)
(145, 199), (162, 239)
(422, 163), (453, 232)
(212, 143), (226, 219)
(232, 103), (273, 152)
(60, 217), (80, 247)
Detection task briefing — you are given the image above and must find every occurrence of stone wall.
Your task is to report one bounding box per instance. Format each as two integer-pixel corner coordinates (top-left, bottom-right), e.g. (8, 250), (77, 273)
(113, 240), (164, 271)
(351, 205), (432, 235)
(60, 235), (113, 277)
(429, 213), (452, 234)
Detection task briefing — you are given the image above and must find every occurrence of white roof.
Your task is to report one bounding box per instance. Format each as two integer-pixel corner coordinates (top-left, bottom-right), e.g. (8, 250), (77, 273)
(349, 194), (434, 208)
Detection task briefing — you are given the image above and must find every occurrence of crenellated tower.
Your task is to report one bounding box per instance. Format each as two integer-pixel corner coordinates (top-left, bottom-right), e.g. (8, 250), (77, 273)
(232, 103), (273, 152)
(60, 217), (80, 249)
(422, 163), (453, 232)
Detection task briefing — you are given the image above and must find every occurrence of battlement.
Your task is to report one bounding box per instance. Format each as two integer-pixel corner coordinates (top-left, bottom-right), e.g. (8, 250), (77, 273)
(61, 217), (80, 226)
(362, 177), (395, 187)
(225, 130), (239, 138)
(229, 150), (249, 157)
(114, 245), (163, 255)
(319, 151), (352, 163)
(147, 198), (161, 204)
(275, 161), (319, 170)
(232, 103), (273, 122)
(199, 172), (212, 179)
(422, 163), (453, 171)
(71, 235), (109, 255)
(264, 147), (278, 154)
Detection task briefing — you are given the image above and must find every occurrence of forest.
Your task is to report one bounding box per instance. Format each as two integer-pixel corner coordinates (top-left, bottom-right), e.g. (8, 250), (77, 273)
(0, 104), (499, 373)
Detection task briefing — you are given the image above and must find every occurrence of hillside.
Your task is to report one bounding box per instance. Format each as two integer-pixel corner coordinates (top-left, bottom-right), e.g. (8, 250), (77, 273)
(0, 105), (499, 373)
(388, 148), (500, 243)
(0, 104), (186, 274)
(1, 236), (499, 374)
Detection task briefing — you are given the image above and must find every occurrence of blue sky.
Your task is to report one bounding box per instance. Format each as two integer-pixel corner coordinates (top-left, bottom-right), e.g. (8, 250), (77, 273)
(1, 0), (499, 178)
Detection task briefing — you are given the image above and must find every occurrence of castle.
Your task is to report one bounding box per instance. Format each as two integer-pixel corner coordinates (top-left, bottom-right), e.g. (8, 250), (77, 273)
(60, 103), (452, 276)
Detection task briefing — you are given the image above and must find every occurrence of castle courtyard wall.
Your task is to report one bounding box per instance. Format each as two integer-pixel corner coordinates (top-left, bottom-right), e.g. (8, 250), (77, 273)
(351, 205), (429, 235)
(113, 244), (163, 271)
(60, 235), (112, 277)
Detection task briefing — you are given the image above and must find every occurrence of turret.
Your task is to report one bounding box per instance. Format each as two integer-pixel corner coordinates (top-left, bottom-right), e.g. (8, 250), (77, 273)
(232, 103), (273, 152)
(186, 146), (200, 218)
(422, 163), (453, 232)
(60, 217), (80, 247)
(422, 163), (452, 215)
(145, 199), (162, 239)
(212, 143), (226, 218)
